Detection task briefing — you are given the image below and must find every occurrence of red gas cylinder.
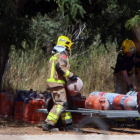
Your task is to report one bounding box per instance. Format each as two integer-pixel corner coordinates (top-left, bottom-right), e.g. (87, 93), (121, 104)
(23, 103), (29, 123)
(14, 101), (24, 120)
(137, 91), (140, 113)
(0, 92), (14, 117)
(69, 94), (86, 108)
(69, 94), (86, 122)
(28, 99), (46, 124)
(113, 94), (125, 110)
(137, 91), (140, 108)
(85, 95), (110, 110)
(66, 77), (83, 96)
(124, 96), (137, 110)
(71, 113), (85, 123)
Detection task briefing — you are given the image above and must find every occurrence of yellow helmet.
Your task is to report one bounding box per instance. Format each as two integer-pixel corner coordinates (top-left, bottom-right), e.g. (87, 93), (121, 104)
(56, 35), (73, 50)
(121, 39), (136, 53)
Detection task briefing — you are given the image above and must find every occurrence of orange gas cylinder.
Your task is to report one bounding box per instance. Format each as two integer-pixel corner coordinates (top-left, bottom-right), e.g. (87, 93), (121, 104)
(113, 94), (125, 110)
(69, 95), (86, 108)
(66, 77), (83, 96)
(124, 96), (137, 110)
(28, 99), (46, 124)
(85, 95), (110, 110)
(23, 103), (29, 123)
(14, 101), (24, 120)
(0, 92), (14, 117)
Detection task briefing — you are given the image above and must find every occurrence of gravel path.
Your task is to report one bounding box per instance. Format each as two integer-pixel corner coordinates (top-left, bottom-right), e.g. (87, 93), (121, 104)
(0, 134), (140, 140)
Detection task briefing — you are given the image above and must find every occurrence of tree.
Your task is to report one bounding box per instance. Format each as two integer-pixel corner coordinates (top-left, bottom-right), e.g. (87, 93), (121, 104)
(0, 0), (31, 91)
(1, 0), (140, 92)
(0, 0), (86, 91)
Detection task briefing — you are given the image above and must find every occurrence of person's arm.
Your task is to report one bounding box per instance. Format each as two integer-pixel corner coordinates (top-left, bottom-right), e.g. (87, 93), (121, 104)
(135, 54), (140, 89)
(120, 70), (134, 91)
(137, 70), (140, 88)
(28, 93), (34, 100)
(56, 53), (74, 79)
(120, 70), (131, 86)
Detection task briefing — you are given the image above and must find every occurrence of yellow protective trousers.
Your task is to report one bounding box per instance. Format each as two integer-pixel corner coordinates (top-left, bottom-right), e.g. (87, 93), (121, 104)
(45, 87), (72, 126)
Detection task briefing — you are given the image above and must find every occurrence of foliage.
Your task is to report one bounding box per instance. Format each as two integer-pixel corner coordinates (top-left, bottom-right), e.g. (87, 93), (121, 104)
(70, 42), (117, 95)
(55, 0), (86, 20)
(2, 0), (140, 92)
(2, 42), (117, 95)
(2, 44), (48, 91)
(0, 1), (29, 48)
(29, 12), (67, 56)
(126, 15), (140, 30)
(1, 0), (140, 50)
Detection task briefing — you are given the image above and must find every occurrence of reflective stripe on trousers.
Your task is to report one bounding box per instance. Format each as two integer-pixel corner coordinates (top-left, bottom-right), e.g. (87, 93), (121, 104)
(46, 104), (62, 124)
(61, 112), (72, 124)
(45, 87), (71, 126)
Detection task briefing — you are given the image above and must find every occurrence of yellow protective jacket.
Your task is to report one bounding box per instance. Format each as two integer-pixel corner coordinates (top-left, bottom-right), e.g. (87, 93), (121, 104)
(46, 50), (73, 89)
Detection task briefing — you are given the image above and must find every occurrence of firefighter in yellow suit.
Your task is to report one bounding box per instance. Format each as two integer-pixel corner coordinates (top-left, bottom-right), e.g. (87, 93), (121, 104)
(42, 35), (78, 132)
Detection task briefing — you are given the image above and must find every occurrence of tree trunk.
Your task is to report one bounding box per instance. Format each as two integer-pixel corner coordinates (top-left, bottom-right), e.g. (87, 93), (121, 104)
(17, 0), (29, 11)
(0, 43), (10, 92)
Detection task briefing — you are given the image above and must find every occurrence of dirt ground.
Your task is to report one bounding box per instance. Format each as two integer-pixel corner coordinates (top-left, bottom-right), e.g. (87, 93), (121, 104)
(1, 117), (140, 136)
(1, 117), (140, 140)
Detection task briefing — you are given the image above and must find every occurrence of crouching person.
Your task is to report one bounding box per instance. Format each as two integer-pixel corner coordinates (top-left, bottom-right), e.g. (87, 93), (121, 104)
(42, 35), (78, 132)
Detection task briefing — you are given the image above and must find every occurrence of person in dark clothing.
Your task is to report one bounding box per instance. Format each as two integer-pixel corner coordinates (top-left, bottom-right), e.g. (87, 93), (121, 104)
(16, 90), (29, 101)
(28, 91), (40, 100)
(44, 91), (52, 111)
(114, 39), (140, 94)
(24, 89), (41, 103)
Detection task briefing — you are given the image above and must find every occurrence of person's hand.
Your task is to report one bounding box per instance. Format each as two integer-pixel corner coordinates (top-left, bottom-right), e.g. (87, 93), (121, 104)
(135, 58), (140, 63)
(29, 97), (34, 100)
(128, 84), (134, 91)
(70, 75), (78, 81)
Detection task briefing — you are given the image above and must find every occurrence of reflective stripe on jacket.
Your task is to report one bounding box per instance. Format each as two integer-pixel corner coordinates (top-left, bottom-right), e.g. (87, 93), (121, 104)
(46, 51), (73, 89)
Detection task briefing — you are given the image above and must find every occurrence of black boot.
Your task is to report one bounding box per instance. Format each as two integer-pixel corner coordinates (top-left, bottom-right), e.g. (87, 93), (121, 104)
(65, 123), (77, 132)
(42, 122), (59, 132)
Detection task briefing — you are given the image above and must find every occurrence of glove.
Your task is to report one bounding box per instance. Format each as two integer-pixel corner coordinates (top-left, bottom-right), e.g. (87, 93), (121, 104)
(128, 84), (134, 91)
(70, 75), (78, 81)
